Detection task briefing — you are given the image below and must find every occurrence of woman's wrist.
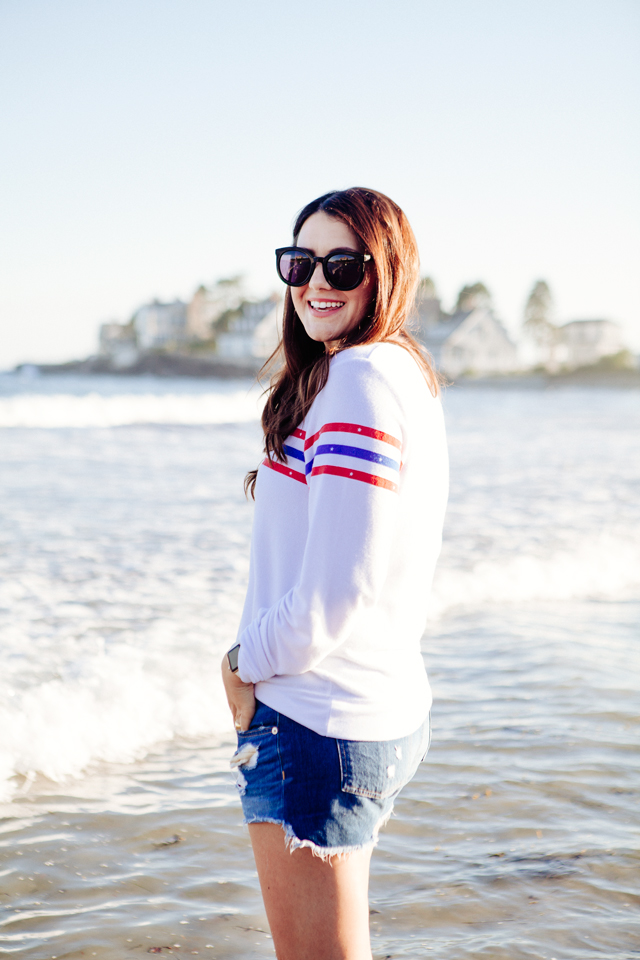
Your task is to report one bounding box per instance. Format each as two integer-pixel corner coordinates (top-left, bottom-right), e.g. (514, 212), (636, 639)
(221, 651), (251, 686)
(221, 650), (256, 732)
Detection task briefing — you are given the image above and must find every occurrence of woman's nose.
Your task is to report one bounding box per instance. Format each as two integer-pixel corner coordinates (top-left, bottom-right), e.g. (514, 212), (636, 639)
(308, 260), (330, 289)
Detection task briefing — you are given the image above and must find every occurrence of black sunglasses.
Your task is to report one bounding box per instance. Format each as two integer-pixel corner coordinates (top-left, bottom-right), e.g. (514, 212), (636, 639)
(275, 247), (372, 291)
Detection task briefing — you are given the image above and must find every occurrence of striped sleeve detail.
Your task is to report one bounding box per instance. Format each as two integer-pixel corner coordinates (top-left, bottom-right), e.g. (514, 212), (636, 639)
(310, 443), (398, 472)
(311, 465), (398, 492)
(261, 427), (307, 484)
(304, 421), (402, 451)
(306, 422), (402, 493)
(262, 457), (307, 484)
(283, 443), (305, 462)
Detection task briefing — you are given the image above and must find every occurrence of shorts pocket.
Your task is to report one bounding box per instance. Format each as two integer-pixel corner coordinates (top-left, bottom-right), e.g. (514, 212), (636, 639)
(237, 700), (279, 739)
(337, 720), (428, 800)
(231, 705), (279, 771)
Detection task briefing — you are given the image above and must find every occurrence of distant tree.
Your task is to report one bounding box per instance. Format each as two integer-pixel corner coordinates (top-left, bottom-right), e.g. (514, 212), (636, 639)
(205, 277), (245, 332)
(523, 280), (556, 347)
(596, 349), (636, 371)
(417, 276), (437, 301)
(524, 280), (553, 329)
(215, 275), (243, 293)
(214, 304), (243, 334)
(455, 282), (491, 312)
(184, 276), (246, 344)
(209, 275), (244, 309)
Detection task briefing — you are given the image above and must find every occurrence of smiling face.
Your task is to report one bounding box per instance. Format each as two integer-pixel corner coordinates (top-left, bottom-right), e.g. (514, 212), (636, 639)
(291, 211), (375, 349)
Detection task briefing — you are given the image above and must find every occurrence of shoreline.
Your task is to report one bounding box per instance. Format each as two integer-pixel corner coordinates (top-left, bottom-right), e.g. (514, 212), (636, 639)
(448, 368), (640, 388)
(16, 353), (264, 379)
(13, 354), (640, 388)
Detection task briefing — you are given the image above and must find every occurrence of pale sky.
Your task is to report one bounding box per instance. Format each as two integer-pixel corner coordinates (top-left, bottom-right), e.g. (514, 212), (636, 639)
(1, 0), (638, 369)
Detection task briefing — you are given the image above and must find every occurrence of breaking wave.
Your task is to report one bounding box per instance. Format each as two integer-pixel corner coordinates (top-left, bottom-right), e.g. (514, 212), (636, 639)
(430, 531), (640, 618)
(1, 533), (638, 801)
(0, 388), (264, 428)
(1, 379), (638, 800)
(0, 643), (233, 802)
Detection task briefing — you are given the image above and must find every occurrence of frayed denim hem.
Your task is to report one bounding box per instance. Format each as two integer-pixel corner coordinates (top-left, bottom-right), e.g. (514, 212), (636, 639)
(285, 828), (377, 862)
(243, 807), (393, 862)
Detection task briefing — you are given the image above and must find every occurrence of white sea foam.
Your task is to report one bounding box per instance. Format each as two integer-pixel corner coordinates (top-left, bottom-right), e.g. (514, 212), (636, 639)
(0, 389), (264, 427)
(1, 532), (637, 801)
(0, 644), (233, 802)
(1, 382), (639, 800)
(430, 531), (640, 619)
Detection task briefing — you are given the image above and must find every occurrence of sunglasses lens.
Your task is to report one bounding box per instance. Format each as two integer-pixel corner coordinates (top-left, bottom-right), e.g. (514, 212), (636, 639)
(326, 254), (363, 290)
(278, 250), (312, 286)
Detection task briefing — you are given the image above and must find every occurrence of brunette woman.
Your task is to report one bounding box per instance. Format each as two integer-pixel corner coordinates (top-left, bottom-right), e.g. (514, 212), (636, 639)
(222, 187), (448, 960)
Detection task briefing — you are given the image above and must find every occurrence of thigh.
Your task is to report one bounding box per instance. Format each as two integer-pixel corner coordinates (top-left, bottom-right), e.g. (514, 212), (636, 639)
(248, 822), (373, 960)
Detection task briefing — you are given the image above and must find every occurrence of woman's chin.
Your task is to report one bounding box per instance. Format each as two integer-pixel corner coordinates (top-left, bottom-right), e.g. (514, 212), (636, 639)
(301, 316), (352, 345)
(301, 323), (331, 344)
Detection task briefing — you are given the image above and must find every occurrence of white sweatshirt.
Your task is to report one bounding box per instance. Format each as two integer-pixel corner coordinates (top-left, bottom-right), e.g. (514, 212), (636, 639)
(236, 342), (449, 741)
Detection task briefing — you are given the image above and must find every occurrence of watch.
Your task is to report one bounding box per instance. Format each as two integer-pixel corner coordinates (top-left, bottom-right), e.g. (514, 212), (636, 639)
(227, 643), (241, 673)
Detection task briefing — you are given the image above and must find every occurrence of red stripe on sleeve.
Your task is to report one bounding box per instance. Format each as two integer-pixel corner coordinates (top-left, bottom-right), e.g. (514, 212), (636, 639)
(304, 422), (401, 451)
(262, 457), (307, 484)
(310, 464), (398, 492)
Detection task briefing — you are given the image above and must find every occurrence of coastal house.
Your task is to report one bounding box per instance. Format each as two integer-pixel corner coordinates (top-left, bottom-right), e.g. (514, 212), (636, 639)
(133, 299), (188, 351)
(186, 278), (244, 341)
(520, 317), (626, 371)
(558, 319), (624, 368)
(98, 322), (138, 369)
(413, 296), (518, 379)
(216, 296), (281, 362)
(186, 286), (221, 341)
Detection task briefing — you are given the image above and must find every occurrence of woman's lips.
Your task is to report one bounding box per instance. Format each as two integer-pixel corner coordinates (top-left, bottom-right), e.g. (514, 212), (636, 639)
(307, 299), (345, 316)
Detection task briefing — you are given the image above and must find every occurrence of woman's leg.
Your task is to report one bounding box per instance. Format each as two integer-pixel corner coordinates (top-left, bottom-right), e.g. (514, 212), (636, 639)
(248, 822), (373, 960)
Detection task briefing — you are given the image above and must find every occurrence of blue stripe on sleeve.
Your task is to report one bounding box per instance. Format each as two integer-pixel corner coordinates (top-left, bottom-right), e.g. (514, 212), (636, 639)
(314, 443), (400, 472)
(283, 444), (305, 462)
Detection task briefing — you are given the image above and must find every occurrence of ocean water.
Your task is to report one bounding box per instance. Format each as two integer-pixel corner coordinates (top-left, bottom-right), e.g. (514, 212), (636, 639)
(0, 373), (639, 959)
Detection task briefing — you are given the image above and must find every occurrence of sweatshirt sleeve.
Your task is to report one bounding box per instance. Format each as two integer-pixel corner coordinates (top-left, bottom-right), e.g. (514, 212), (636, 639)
(237, 354), (404, 683)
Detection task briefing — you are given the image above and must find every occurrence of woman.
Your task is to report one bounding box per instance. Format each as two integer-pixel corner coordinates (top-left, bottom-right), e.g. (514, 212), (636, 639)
(222, 187), (448, 959)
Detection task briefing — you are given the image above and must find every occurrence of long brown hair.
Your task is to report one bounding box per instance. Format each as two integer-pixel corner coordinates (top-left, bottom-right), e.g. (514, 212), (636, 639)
(245, 187), (439, 497)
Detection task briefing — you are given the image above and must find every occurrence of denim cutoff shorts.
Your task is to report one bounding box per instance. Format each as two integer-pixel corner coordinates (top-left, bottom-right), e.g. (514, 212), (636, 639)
(231, 699), (431, 858)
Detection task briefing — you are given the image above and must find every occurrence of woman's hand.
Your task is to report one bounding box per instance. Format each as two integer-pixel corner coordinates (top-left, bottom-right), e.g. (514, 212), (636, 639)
(221, 654), (256, 732)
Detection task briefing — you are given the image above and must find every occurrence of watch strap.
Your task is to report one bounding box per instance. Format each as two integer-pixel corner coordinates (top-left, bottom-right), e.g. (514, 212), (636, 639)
(227, 643), (241, 673)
